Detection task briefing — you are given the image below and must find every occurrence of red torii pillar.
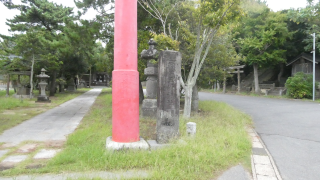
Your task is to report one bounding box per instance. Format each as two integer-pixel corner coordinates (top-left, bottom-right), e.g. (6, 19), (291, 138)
(107, 0), (148, 149)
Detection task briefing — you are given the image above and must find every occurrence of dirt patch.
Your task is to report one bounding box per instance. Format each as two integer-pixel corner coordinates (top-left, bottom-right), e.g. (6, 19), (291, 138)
(0, 143), (17, 149)
(0, 162), (15, 171)
(25, 163), (44, 169)
(2, 111), (16, 115)
(45, 140), (65, 148)
(16, 144), (38, 153)
(140, 120), (157, 140)
(19, 107), (47, 112)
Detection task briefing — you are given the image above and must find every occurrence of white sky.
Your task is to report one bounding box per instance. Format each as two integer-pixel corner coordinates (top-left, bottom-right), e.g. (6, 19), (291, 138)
(266, 0), (309, 12)
(0, 0), (310, 37)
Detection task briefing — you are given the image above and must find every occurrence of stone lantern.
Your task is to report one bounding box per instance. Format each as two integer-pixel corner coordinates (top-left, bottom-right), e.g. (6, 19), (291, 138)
(36, 68), (51, 103)
(141, 39), (159, 117)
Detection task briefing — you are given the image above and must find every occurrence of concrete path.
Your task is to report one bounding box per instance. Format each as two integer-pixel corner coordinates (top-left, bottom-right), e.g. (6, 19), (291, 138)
(0, 170), (148, 180)
(199, 92), (320, 180)
(0, 89), (102, 145)
(217, 165), (252, 180)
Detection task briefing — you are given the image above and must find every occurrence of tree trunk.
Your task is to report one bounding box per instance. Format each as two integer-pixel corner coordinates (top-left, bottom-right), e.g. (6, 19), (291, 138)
(139, 80), (144, 105)
(29, 53), (35, 99)
(6, 74), (10, 97)
(223, 74), (226, 94)
(49, 71), (57, 96)
(59, 84), (62, 92)
(217, 80), (220, 91)
(183, 85), (193, 118)
(89, 67), (92, 88)
(18, 75), (21, 84)
(253, 63), (260, 94)
(278, 63), (284, 83)
(237, 70), (241, 93)
(191, 85), (199, 112)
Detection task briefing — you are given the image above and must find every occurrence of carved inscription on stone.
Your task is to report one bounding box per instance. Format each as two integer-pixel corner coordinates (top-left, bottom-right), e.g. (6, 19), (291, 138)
(156, 50), (181, 144)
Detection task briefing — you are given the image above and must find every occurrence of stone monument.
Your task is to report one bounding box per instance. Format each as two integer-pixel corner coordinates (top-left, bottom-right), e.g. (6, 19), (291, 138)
(157, 50), (181, 144)
(67, 78), (76, 91)
(141, 39), (159, 117)
(36, 68), (51, 103)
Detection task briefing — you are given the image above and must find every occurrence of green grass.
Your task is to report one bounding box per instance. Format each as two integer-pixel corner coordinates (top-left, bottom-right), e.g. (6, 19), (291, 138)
(0, 90), (30, 110)
(0, 88), (91, 134)
(0, 89), (252, 179)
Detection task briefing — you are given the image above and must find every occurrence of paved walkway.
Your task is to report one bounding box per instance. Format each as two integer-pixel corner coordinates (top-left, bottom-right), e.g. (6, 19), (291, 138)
(199, 92), (320, 180)
(0, 89), (102, 145)
(0, 170), (148, 180)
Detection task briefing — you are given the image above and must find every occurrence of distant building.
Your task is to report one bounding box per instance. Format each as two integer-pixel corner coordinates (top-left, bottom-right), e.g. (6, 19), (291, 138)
(286, 53), (320, 81)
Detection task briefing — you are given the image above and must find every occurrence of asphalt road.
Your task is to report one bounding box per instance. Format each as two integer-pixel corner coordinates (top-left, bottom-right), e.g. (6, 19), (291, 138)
(199, 92), (320, 180)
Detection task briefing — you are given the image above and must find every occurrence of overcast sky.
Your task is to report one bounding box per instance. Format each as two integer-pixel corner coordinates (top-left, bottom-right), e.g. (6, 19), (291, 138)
(0, 0), (310, 37)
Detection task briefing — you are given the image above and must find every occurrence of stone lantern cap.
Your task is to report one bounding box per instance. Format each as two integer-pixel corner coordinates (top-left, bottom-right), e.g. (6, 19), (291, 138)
(141, 39), (159, 60)
(36, 68), (50, 79)
(148, 39), (157, 46)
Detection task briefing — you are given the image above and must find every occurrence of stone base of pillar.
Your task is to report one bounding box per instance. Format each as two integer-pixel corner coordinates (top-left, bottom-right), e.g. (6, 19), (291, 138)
(36, 96), (51, 103)
(67, 85), (76, 91)
(106, 136), (149, 150)
(141, 99), (157, 118)
(13, 94), (34, 99)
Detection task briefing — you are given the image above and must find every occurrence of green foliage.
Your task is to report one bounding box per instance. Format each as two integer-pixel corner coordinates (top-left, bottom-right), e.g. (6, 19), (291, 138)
(235, 6), (292, 66)
(75, 0), (114, 43)
(2, 0), (103, 96)
(197, 27), (241, 88)
(152, 32), (180, 51)
(285, 72), (317, 99)
(137, 30), (152, 81)
(288, 0), (320, 53)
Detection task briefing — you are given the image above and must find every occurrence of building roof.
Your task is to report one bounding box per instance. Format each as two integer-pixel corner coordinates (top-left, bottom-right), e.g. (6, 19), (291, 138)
(287, 53), (320, 66)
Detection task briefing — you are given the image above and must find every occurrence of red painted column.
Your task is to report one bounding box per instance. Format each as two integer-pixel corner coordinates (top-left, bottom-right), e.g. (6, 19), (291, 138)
(112, 0), (139, 142)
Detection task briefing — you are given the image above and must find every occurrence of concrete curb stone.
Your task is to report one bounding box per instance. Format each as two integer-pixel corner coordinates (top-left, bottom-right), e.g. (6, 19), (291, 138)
(247, 128), (282, 180)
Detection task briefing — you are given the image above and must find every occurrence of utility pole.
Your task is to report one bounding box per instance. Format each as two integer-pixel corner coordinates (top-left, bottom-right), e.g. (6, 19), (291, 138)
(311, 33), (316, 101)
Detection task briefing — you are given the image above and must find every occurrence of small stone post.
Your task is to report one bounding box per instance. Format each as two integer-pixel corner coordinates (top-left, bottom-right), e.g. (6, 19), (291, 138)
(186, 122), (196, 137)
(141, 39), (159, 117)
(157, 50), (181, 144)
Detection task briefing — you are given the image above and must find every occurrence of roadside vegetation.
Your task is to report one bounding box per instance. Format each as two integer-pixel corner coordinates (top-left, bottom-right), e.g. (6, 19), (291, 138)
(1, 89), (252, 180)
(0, 88), (90, 134)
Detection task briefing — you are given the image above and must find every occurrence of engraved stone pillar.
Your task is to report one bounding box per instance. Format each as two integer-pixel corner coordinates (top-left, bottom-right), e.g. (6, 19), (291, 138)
(141, 39), (159, 117)
(157, 50), (181, 144)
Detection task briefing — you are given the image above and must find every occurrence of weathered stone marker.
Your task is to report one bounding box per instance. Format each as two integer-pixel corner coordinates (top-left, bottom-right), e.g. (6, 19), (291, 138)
(141, 39), (159, 117)
(186, 122), (196, 137)
(157, 50), (181, 144)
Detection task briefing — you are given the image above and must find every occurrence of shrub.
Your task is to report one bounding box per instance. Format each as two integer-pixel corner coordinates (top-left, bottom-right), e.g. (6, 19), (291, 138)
(285, 72), (318, 99)
(152, 32), (180, 51)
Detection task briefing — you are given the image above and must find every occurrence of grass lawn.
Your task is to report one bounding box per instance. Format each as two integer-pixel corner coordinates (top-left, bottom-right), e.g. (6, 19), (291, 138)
(1, 89), (252, 179)
(0, 88), (91, 134)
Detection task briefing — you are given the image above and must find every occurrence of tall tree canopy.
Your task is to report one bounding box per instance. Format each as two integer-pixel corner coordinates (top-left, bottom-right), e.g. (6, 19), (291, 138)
(234, 2), (292, 93)
(1, 0), (101, 96)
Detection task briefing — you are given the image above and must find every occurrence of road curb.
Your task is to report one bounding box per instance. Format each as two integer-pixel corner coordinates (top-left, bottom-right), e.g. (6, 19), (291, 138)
(247, 128), (282, 180)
